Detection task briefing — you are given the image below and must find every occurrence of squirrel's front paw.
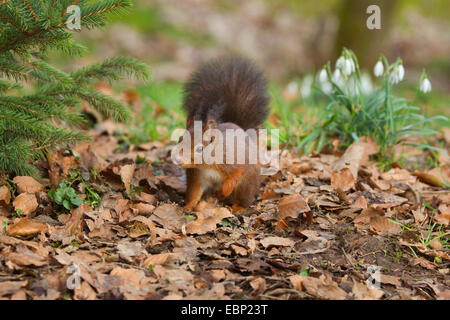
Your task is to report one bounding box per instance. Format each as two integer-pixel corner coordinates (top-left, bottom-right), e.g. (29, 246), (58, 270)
(220, 180), (235, 199)
(232, 204), (246, 213)
(183, 202), (196, 211)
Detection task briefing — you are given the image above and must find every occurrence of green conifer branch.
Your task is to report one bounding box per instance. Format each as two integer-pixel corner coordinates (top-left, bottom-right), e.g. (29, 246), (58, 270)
(0, 0), (149, 176)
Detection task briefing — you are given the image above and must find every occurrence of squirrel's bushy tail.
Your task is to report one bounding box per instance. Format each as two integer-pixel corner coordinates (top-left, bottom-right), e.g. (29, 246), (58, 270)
(183, 56), (270, 130)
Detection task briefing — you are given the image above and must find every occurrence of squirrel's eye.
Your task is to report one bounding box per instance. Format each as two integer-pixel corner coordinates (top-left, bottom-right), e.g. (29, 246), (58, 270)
(195, 145), (203, 153)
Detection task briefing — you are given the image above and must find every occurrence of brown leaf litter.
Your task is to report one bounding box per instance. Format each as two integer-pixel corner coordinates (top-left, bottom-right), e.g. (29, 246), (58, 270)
(0, 123), (448, 300)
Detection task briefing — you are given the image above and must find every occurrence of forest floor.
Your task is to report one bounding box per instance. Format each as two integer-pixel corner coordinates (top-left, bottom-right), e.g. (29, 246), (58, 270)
(0, 116), (449, 300)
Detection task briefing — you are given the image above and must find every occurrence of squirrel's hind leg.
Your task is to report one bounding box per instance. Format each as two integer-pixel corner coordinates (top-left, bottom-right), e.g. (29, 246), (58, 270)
(217, 167), (244, 200)
(231, 168), (261, 212)
(184, 168), (203, 210)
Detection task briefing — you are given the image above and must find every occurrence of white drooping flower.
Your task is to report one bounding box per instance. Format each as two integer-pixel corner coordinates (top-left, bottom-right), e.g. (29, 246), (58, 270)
(332, 68), (341, 81)
(361, 73), (373, 95)
(389, 72), (399, 84)
(319, 68), (328, 83)
(336, 56), (345, 70)
(332, 69), (345, 90)
(373, 60), (384, 77)
(300, 75), (313, 98)
(348, 58), (356, 73)
(286, 81), (299, 95)
(420, 77), (432, 93)
(389, 64), (405, 84)
(397, 64), (405, 81)
(321, 81), (332, 94)
(346, 78), (358, 96)
(342, 58), (354, 75)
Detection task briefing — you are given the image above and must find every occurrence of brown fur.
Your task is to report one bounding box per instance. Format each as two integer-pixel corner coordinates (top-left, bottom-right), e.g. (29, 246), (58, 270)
(181, 57), (269, 212)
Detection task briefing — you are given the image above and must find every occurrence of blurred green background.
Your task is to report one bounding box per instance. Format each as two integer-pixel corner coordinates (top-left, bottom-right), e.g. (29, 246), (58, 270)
(59, 0), (449, 146)
(74, 0), (449, 83)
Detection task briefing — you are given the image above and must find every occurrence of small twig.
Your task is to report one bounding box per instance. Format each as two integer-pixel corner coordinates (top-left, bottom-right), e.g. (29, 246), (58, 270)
(261, 288), (308, 300)
(342, 247), (356, 268)
(406, 183), (420, 206)
(359, 250), (382, 258)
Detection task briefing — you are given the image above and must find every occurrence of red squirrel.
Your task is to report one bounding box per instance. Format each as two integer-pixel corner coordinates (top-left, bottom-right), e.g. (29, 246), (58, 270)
(179, 56), (270, 212)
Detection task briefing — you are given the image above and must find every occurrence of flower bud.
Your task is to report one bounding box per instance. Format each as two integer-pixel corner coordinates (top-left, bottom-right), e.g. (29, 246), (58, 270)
(343, 59), (353, 75)
(397, 64), (405, 81)
(336, 56), (345, 70)
(332, 69), (342, 82)
(420, 77), (432, 93)
(373, 60), (384, 77)
(319, 68), (328, 83)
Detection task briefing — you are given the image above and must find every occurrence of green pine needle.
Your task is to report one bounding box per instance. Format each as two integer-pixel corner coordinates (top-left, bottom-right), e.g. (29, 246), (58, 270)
(0, 0), (149, 176)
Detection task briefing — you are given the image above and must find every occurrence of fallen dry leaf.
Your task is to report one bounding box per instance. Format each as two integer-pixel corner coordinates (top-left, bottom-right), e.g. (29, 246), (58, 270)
(354, 207), (401, 235)
(435, 204), (449, 226)
(0, 185), (11, 205)
(120, 164), (136, 195)
(369, 216), (402, 235)
(250, 277), (266, 294)
(296, 230), (332, 254)
(260, 236), (295, 248)
(9, 249), (47, 267)
(143, 253), (180, 268)
(380, 275), (402, 287)
(131, 202), (155, 215)
(10, 290), (27, 300)
(289, 274), (347, 300)
(352, 281), (384, 300)
(358, 136), (380, 165)
(231, 244), (248, 256)
(331, 143), (364, 191)
(46, 151), (79, 186)
(413, 167), (450, 188)
(12, 176), (44, 194)
(74, 281), (97, 300)
(278, 194), (310, 219)
(117, 239), (145, 262)
(151, 204), (186, 233)
(12, 193), (38, 215)
(0, 281), (28, 297)
(156, 175), (186, 193)
(429, 239), (443, 250)
(7, 218), (47, 236)
(185, 207), (233, 235)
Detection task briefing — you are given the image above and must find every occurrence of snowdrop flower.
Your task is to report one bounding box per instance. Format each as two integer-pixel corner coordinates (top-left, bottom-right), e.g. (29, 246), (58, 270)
(336, 56), (346, 70)
(347, 58), (356, 74)
(300, 75), (313, 98)
(397, 64), (405, 81)
(332, 69), (345, 90)
(420, 77), (432, 93)
(283, 81), (299, 101)
(361, 73), (373, 95)
(346, 78), (358, 96)
(389, 72), (399, 84)
(343, 60), (352, 75)
(286, 81), (299, 95)
(373, 60), (384, 77)
(332, 68), (342, 82)
(321, 81), (332, 94)
(318, 68), (328, 83)
(337, 57), (355, 76)
(389, 64), (405, 84)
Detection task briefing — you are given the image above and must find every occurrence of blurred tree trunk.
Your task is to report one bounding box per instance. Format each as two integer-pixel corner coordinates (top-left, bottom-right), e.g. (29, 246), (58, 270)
(333, 0), (398, 69)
